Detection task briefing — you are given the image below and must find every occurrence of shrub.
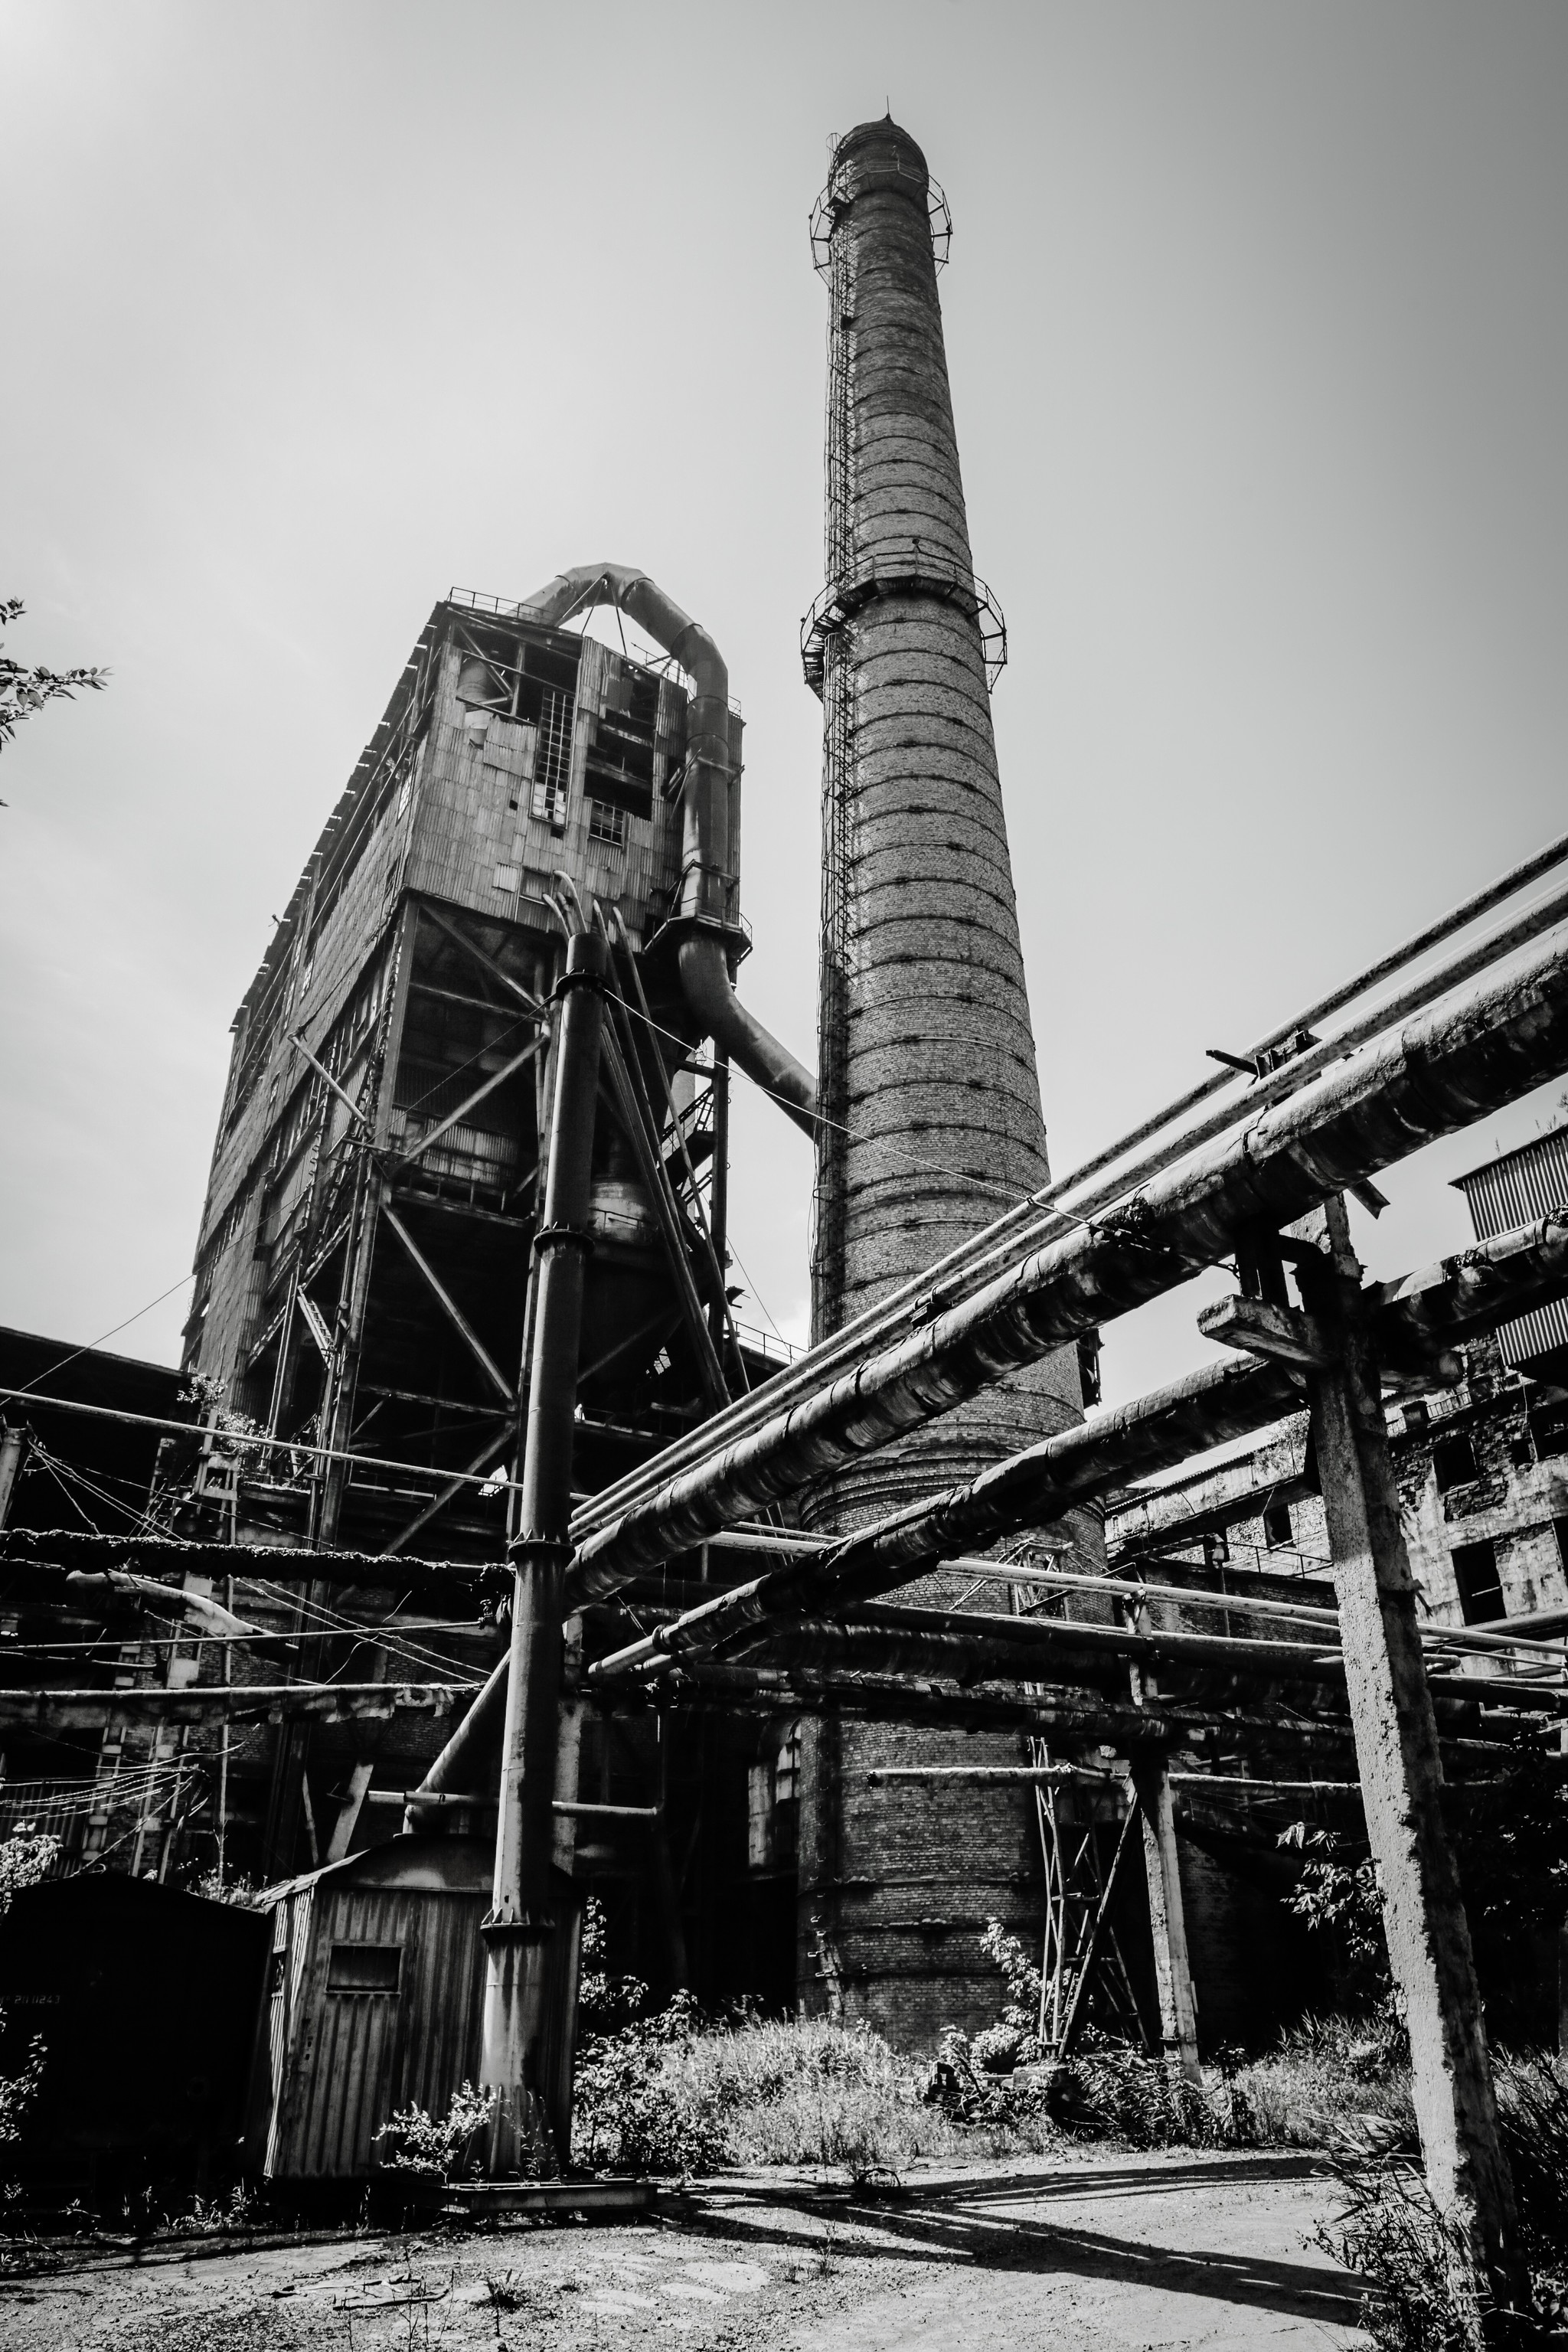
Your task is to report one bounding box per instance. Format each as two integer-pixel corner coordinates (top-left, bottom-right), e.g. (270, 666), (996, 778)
(373, 2081), (492, 2179)
(0, 1832), (57, 2164)
(1044, 2037), (1235, 2149)
(572, 2001), (728, 2176)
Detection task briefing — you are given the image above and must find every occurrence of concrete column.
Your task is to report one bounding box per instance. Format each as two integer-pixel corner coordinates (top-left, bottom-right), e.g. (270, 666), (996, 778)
(1130, 1753), (1200, 2084)
(1304, 1199), (1525, 2331)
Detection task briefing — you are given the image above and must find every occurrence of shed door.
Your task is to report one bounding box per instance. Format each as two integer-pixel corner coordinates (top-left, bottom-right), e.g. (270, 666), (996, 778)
(296, 1890), (410, 2177)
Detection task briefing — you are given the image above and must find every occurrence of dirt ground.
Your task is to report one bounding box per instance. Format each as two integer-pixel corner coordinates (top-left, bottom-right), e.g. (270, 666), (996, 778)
(0, 2150), (1369, 2352)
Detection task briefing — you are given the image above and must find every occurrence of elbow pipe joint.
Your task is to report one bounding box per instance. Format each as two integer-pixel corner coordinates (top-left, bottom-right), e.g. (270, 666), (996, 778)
(676, 930), (817, 1140)
(518, 564), (817, 1138)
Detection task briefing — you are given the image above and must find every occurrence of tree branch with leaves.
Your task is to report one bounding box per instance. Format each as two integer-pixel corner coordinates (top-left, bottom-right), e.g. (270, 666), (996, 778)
(0, 599), (107, 789)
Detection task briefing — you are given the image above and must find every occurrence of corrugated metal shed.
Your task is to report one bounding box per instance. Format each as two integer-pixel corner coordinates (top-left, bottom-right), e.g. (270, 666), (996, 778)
(249, 1834), (582, 2182)
(1453, 1126), (1568, 1367)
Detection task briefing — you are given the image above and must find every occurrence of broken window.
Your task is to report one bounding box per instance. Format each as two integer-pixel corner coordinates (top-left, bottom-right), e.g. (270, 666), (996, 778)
(1432, 1432), (1478, 1493)
(588, 799), (626, 848)
(1452, 1539), (1504, 1626)
(1076, 1331), (1102, 1410)
(529, 684), (573, 830)
(746, 1723), (802, 1871)
(1263, 1500), (1293, 1550)
(1530, 1401), (1568, 1460)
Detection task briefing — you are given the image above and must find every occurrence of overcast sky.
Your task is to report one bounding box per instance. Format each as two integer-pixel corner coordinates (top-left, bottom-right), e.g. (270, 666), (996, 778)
(3, 1), (1566, 1410)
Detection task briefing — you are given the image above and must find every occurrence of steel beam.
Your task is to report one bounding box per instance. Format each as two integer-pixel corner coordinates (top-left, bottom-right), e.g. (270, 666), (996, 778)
(381, 1201), (517, 1407)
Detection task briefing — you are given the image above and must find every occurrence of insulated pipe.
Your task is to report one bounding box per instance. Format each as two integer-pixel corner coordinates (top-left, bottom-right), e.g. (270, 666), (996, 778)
(518, 563), (817, 1138)
(578, 1210), (1568, 1675)
(567, 929), (1568, 1598)
(570, 871), (1568, 1547)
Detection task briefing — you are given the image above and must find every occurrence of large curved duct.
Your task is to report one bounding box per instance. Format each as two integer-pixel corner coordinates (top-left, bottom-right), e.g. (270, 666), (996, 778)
(518, 564), (817, 1138)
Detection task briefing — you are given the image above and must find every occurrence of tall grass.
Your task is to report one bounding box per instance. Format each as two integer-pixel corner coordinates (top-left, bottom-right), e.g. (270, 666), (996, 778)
(1230, 2014), (1416, 2153)
(571, 2013), (1064, 2178)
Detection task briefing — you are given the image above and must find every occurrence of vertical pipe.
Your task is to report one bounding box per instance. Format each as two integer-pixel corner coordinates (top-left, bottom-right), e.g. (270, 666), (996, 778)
(217, 1572), (233, 1888)
(708, 1048), (731, 1370)
(480, 930), (607, 2175)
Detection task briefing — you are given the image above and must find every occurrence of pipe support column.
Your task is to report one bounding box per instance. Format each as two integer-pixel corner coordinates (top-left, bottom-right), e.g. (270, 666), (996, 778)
(480, 930), (606, 2176)
(1302, 1200), (1525, 2334)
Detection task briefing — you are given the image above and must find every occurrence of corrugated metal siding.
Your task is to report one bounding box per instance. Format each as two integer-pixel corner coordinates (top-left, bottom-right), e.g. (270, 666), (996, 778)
(1456, 1129), (1568, 1364)
(188, 609), (689, 1403)
(270, 1886), (486, 2180)
(263, 1888), (313, 2176)
(407, 641), (683, 943)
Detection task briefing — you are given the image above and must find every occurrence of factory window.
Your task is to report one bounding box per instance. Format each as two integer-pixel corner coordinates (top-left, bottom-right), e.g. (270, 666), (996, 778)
(1452, 1540), (1504, 1626)
(746, 1723), (802, 1871)
(326, 1942), (403, 1994)
(776, 1722), (802, 1806)
(746, 1762), (773, 1870)
(1076, 1331), (1102, 1410)
(1263, 1501), (1293, 1550)
(1432, 1432), (1478, 1493)
(531, 777), (567, 830)
(588, 799), (627, 849)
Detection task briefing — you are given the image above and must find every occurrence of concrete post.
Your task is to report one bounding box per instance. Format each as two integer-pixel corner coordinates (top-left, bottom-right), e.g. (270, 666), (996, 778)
(1303, 1199), (1526, 2331)
(479, 929), (606, 2176)
(1129, 1753), (1200, 2084)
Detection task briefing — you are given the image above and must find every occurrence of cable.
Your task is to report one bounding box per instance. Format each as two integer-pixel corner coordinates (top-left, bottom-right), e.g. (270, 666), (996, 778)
(26, 1441), (158, 1534)
(241, 1576), (488, 1684)
(6, 1274), (195, 1400)
(722, 1236), (789, 1350)
(30, 1449), (107, 1535)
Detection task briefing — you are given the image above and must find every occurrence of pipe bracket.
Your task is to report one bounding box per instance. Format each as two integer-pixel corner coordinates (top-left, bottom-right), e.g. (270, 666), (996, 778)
(531, 1223), (595, 1263)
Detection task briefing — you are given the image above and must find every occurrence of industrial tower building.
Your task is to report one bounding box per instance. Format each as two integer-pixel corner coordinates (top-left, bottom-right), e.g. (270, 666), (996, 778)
(165, 580), (815, 1989)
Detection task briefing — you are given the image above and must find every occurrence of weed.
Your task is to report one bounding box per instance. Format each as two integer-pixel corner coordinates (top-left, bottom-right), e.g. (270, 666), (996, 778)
(482, 2269), (524, 2314)
(1318, 2053), (1568, 2347)
(374, 2082), (492, 2180)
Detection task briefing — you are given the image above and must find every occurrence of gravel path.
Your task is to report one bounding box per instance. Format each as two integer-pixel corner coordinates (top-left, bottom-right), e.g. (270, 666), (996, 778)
(0, 2150), (1367, 2350)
